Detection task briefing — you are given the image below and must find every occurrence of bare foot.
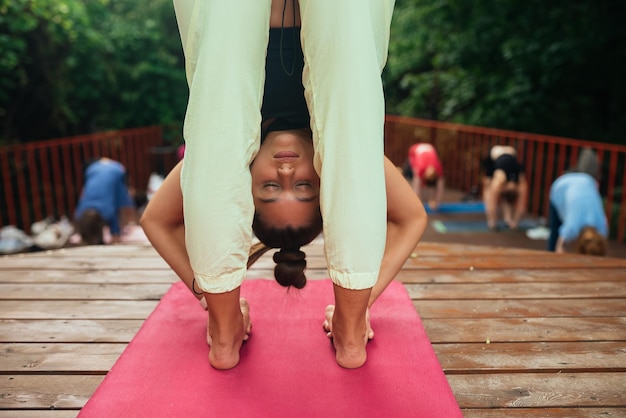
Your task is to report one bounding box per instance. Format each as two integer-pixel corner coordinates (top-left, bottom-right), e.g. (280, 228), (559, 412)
(204, 292), (251, 370)
(322, 286), (374, 368)
(208, 334), (242, 370)
(331, 313), (369, 369)
(323, 305), (374, 340)
(206, 298), (252, 346)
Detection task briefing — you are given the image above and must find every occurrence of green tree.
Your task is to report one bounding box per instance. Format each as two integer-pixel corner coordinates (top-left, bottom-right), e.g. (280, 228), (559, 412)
(0, 0), (187, 144)
(385, 0), (626, 143)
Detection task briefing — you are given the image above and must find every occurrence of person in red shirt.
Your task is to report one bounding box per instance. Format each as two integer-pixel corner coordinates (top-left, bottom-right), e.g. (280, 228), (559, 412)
(407, 143), (445, 210)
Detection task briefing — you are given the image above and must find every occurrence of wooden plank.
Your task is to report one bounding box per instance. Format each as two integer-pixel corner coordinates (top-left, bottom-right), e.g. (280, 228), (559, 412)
(423, 317), (626, 343)
(0, 412), (78, 418)
(0, 256), (171, 270)
(403, 255), (626, 270)
(0, 300), (158, 319)
(0, 343), (126, 372)
(0, 319), (145, 343)
(3, 244), (155, 257)
(0, 255), (329, 270)
(413, 243), (545, 257)
(0, 268), (329, 284)
(413, 298), (626, 318)
(0, 284), (172, 300)
(0, 375), (102, 410)
(434, 342), (626, 373)
(0, 269), (178, 284)
(448, 373), (626, 408)
(405, 282), (626, 299)
(397, 268), (626, 283)
(462, 408), (626, 417)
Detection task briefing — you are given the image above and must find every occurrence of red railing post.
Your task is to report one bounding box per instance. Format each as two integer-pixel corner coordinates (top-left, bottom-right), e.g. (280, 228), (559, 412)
(26, 145), (43, 223)
(1, 149), (18, 227)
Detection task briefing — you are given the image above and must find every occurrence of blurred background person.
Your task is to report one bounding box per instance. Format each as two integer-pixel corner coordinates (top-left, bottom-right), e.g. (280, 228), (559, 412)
(407, 143), (445, 210)
(482, 145), (528, 230)
(74, 157), (136, 245)
(547, 171), (608, 255)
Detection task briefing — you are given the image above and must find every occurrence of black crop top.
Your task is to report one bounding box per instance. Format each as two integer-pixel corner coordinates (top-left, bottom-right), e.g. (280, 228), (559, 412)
(262, 27), (309, 138)
(483, 154), (524, 183)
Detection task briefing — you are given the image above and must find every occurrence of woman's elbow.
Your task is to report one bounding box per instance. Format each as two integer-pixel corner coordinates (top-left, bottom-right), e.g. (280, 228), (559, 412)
(409, 201), (428, 239)
(139, 207), (160, 236)
(139, 209), (150, 229)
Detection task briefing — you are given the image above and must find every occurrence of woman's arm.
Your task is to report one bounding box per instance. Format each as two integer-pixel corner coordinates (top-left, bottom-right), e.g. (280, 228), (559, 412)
(484, 171), (505, 229)
(140, 161), (271, 299)
(512, 174), (528, 228)
(411, 175), (423, 198)
(369, 157), (428, 307)
(433, 176), (445, 210)
(140, 161), (199, 300)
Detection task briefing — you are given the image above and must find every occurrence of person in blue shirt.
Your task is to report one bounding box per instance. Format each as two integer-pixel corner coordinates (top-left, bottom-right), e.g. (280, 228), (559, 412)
(548, 172), (608, 255)
(74, 158), (135, 245)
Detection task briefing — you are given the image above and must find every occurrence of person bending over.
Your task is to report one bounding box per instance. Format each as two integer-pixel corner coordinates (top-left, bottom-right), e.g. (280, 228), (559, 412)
(407, 143), (445, 210)
(547, 172), (608, 255)
(482, 145), (528, 230)
(141, 146), (427, 362)
(74, 157), (135, 245)
(170, 0), (395, 370)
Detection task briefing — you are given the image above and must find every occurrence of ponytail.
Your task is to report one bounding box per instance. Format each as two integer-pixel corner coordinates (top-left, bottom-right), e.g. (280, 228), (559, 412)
(252, 209), (322, 289)
(273, 249), (306, 289)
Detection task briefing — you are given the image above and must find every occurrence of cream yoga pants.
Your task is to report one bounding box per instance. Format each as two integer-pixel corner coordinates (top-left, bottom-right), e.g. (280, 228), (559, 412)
(174, 0), (394, 293)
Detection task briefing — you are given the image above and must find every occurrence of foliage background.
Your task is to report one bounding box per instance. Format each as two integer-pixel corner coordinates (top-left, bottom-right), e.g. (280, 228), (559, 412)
(1, 0), (624, 145)
(385, 0), (626, 145)
(0, 0), (187, 144)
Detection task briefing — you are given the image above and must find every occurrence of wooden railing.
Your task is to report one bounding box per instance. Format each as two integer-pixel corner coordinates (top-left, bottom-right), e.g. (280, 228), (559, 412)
(0, 126), (169, 233)
(385, 115), (626, 243)
(2, 119), (625, 244)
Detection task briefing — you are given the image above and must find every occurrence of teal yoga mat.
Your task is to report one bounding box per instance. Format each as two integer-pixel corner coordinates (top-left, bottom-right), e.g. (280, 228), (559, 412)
(424, 202), (485, 214)
(431, 219), (539, 233)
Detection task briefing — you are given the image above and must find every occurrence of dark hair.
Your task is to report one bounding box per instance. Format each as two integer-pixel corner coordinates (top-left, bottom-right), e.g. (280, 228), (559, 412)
(576, 226), (607, 256)
(75, 209), (105, 245)
(500, 188), (519, 204)
(252, 209), (323, 289)
(423, 173), (439, 187)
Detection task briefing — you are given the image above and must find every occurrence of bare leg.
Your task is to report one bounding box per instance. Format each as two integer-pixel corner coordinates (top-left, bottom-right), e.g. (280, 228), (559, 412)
(204, 288), (247, 370)
(300, 0), (394, 370)
(323, 305), (374, 340)
(330, 284), (372, 369)
(205, 298), (252, 346)
(502, 202), (513, 228)
(323, 158), (426, 346)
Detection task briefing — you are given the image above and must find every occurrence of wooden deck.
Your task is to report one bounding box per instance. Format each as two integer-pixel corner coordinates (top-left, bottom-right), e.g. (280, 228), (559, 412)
(1, 236), (626, 417)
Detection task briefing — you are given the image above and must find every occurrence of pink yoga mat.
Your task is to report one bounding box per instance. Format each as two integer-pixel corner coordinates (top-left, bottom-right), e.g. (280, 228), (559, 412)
(79, 280), (461, 417)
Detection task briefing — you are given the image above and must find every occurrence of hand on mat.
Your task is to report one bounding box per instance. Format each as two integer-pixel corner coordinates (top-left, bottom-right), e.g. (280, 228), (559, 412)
(322, 305), (374, 340)
(206, 298), (252, 346)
